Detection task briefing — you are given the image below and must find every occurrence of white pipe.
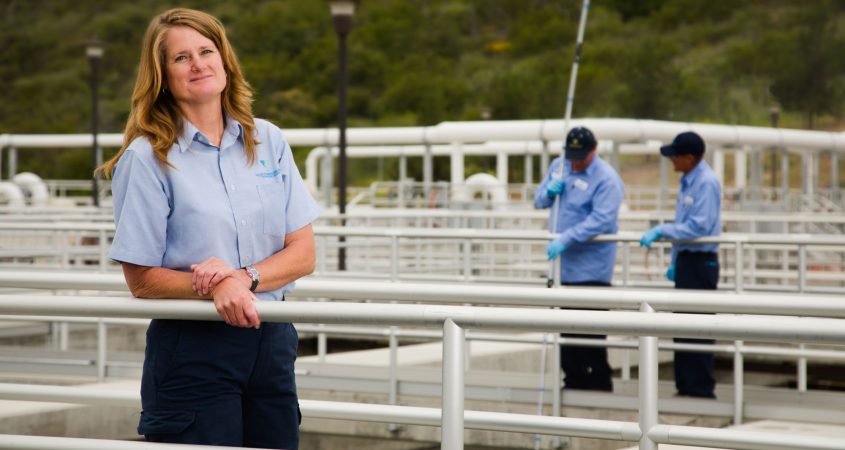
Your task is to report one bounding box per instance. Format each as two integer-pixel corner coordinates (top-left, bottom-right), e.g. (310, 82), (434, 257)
(452, 173), (507, 206)
(6, 269), (845, 319)
(0, 383), (642, 441)
(0, 435), (240, 450)
(4, 118), (845, 151)
(649, 424), (845, 450)
(638, 303), (658, 450)
(2, 296), (845, 345)
(441, 318), (464, 449)
(0, 181), (25, 207)
(305, 146), (329, 193)
(12, 172), (49, 206)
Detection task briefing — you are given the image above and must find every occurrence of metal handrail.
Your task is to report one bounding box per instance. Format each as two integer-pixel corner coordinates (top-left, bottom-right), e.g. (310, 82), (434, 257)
(1, 270), (844, 317)
(0, 295), (843, 449)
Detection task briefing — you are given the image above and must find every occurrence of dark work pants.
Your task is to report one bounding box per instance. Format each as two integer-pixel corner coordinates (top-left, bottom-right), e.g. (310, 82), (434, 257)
(138, 319), (301, 449)
(560, 281), (613, 391)
(674, 251), (719, 398)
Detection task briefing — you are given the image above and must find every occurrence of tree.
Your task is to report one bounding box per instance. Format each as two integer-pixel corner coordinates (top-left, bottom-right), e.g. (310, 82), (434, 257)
(759, 4), (845, 129)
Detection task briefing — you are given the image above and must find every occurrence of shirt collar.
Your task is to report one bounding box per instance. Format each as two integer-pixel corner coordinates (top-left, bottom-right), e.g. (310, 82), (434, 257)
(175, 115), (244, 152)
(220, 115), (244, 150)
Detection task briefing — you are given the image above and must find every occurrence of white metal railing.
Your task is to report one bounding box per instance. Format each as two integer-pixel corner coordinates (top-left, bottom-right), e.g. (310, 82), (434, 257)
(7, 205), (845, 234)
(2, 223), (845, 293)
(6, 273), (845, 427)
(0, 294), (844, 450)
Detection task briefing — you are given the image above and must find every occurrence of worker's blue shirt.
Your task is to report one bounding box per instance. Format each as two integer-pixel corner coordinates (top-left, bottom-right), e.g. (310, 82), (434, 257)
(534, 155), (624, 284)
(658, 159), (721, 264)
(108, 116), (321, 300)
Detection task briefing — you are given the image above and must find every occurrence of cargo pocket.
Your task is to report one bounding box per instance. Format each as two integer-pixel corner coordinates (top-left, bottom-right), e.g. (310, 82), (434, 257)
(257, 183), (286, 237)
(138, 410), (195, 438)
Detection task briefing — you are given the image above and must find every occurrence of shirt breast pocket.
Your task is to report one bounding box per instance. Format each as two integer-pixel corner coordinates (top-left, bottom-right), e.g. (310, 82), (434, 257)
(257, 182), (287, 237)
(565, 185), (592, 213)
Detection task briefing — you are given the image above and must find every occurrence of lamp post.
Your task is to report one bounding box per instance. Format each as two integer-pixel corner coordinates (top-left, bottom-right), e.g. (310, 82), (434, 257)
(86, 39), (104, 207)
(330, 1), (355, 271)
(770, 104), (780, 191)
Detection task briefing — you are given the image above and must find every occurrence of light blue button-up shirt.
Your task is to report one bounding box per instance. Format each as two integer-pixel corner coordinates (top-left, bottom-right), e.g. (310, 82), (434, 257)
(534, 155), (624, 284)
(658, 159), (721, 264)
(108, 116), (321, 300)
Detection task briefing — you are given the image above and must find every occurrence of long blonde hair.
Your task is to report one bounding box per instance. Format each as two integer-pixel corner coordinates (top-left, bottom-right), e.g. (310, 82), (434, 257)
(97, 8), (257, 177)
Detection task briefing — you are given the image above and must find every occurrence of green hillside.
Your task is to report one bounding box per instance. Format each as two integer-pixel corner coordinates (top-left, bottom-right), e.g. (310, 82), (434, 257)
(2, 0), (844, 181)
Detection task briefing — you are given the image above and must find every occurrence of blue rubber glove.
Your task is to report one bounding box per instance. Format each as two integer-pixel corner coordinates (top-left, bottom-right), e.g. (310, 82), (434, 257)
(546, 179), (565, 199)
(547, 239), (566, 260)
(666, 264), (676, 281)
(639, 226), (662, 248)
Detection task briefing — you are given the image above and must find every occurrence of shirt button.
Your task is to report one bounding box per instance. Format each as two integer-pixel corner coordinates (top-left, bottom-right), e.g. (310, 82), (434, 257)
(241, 219), (247, 226)
(230, 185), (236, 191)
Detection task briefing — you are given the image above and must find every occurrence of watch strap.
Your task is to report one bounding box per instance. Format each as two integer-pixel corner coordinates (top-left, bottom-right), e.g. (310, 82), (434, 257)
(244, 265), (259, 292)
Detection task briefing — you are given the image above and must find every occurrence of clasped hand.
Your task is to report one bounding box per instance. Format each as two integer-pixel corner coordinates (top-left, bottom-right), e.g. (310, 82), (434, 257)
(191, 256), (260, 329)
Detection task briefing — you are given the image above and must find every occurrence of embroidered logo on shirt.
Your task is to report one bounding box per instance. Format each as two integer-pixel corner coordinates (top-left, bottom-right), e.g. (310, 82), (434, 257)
(256, 159), (281, 178)
(573, 179), (589, 191)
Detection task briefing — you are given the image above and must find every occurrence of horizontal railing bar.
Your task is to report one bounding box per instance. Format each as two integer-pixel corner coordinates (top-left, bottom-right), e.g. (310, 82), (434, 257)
(649, 424), (845, 450)
(2, 270), (845, 318)
(4, 220), (845, 246)
(0, 383), (641, 441)
(0, 434), (267, 450)
(0, 296), (843, 344)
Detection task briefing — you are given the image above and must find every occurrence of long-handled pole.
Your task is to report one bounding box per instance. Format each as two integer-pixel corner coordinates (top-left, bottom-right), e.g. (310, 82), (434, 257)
(546, 0), (591, 288)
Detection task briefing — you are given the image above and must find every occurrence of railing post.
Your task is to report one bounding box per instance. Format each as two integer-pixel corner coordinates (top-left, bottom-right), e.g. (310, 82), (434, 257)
(733, 340), (744, 425)
(442, 318), (464, 449)
(639, 302), (658, 450)
(462, 239), (471, 282)
(96, 319), (106, 382)
(735, 241), (744, 293)
(622, 242), (630, 286)
(622, 348), (631, 381)
(551, 332), (566, 449)
(798, 245), (807, 293)
(317, 235), (327, 275)
(391, 235), (399, 281)
(317, 326), (327, 363)
(798, 343), (807, 393)
(98, 229), (107, 272)
(388, 325), (400, 432)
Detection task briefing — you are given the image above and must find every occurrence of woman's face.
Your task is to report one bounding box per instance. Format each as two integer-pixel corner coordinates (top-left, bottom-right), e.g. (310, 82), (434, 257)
(163, 26), (226, 106)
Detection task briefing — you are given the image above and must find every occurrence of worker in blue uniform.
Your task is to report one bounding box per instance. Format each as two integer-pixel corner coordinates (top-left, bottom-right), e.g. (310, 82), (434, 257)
(535, 127), (625, 391)
(640, 131), (721, 398)
(98, 8), (320, 448)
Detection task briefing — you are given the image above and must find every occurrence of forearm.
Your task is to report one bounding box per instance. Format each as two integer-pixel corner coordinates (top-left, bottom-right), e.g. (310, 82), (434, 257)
(122, 263), (207, 300)
(253, 226), (316, 292)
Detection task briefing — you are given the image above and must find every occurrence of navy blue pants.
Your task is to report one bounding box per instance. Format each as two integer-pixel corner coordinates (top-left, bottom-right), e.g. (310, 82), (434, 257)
(138, 319), (300, 449)
(560, 281), (613, 391)
(674, 251), (719, 398)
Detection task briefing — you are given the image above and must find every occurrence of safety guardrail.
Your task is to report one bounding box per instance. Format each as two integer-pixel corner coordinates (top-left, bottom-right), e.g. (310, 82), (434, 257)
(0, 294), (843, 449)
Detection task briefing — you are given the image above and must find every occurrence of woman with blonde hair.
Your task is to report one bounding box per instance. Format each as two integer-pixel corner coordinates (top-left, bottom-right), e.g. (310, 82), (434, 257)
(100, 8), (319, 449)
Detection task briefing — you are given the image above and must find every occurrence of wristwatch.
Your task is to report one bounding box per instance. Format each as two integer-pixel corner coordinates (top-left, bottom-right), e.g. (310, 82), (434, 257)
(243, 265), (260, 292)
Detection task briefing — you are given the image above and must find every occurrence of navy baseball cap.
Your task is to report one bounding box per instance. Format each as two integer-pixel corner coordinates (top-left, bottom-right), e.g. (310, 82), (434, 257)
(660, 131), (705, 157)
(565, 127), (597, 160)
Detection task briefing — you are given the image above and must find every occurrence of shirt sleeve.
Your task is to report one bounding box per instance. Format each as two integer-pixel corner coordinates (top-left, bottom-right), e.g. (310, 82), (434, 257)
(279, 138), (322, 233)
(557, 177), (623, 249)
(534, 158), (562, 209)
(108, 149), (170, 267)
(658, 178), (720, 242)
